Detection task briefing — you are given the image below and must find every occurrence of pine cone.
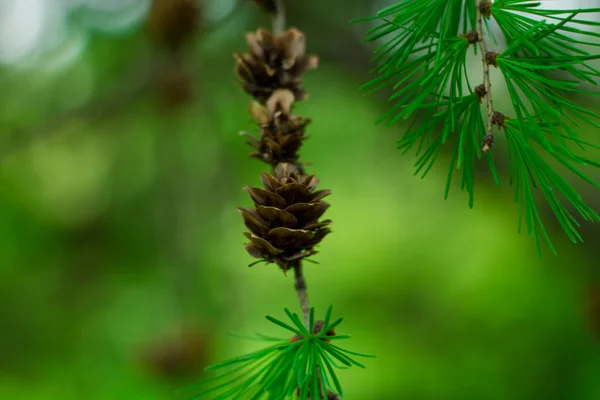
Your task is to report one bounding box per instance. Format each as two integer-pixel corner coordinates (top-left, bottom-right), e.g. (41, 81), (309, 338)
(235, 28), (319, 103)
(239, 163), (331, 271)
(242, 89), (309, 168)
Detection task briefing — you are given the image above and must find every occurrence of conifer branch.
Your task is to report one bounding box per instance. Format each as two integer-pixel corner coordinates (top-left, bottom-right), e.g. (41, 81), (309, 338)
(358, 0), (600, 252)
(268, 3), (323, 396)
(1, 56), (154, 162)
(476, 0), (495, 153)
(235, 4), (332, 398)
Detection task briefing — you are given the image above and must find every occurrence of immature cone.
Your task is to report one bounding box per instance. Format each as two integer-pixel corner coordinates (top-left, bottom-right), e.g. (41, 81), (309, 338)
(239, 163), (331, 271)
(242, 89), (309, 168)
(235, 28), (319, 103)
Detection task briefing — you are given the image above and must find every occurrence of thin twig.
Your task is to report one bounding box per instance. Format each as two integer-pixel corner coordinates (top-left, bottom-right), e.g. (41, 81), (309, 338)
(476, 0), (495, 153)
(272, 0), (286, 35)
(293, 262), (311, 327)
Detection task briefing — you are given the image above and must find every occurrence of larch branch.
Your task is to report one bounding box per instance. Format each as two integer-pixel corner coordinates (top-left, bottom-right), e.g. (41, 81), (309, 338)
(476, 0), (495, 153)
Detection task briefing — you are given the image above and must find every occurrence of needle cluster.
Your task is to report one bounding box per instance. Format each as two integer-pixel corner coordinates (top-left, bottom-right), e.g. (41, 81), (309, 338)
(357, 0), (600, 254)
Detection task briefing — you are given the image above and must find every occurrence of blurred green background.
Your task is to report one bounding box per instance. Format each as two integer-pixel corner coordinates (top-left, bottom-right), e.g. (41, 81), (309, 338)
(1, 0), (600, 399)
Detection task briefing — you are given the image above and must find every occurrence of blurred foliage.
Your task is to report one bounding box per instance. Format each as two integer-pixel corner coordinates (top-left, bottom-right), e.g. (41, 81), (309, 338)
(0, 1), (600, 399)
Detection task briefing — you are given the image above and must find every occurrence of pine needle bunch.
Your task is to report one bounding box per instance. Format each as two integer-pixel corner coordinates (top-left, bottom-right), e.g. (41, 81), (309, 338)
(192, 2), (373, 398)
(356, 0), (600, 254)
(188, 307), (374, 399)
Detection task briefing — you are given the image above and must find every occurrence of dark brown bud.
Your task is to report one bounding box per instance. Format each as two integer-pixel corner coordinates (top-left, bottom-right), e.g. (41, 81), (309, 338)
(479, 1), (492, 19)
(482, 133), (494, 153)
(327, 391), (340, 400)
(491, 111), (509, 128)
(460, 31), (479, 45)
(474, 84), (486, 103)
(485, 51), (499, 67)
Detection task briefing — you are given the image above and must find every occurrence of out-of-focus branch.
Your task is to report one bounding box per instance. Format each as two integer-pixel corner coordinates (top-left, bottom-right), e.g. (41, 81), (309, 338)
(1, 0), (245, 163)
(0, 56), (155, 162)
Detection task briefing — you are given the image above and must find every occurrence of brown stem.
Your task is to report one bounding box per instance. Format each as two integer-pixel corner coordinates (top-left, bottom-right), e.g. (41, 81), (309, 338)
(476, 1), (495, 153)
(272, 0), (286, 35)
(293, 262), (310, 327)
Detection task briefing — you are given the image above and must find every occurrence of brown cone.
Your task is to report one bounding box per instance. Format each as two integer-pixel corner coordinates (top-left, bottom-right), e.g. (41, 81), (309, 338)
(235, 27), (319, 103)
(242, 89), (309, 168)
(239, 163), (331, 271)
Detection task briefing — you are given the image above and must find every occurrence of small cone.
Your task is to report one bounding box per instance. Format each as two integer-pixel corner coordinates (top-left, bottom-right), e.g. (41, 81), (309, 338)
(243, 89), (309, 168)
(239, 163), (331, 271)
(235, 27), (319, 103)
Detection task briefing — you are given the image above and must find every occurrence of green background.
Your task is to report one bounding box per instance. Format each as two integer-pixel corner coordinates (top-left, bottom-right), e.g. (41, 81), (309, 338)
(1, 0), (600, 399)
